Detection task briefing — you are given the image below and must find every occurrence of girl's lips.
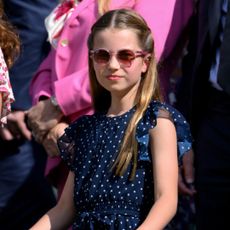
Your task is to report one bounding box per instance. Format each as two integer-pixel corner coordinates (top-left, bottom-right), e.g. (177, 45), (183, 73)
(106, 75), (122, 80)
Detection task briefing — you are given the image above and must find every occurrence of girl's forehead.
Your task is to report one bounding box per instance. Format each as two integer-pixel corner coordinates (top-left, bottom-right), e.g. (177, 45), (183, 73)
(95, 28), (137, 37)
(93, 28), (140, 48)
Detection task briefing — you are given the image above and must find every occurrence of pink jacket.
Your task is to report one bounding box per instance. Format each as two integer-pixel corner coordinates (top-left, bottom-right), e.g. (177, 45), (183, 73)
(29, 0), (194, 188)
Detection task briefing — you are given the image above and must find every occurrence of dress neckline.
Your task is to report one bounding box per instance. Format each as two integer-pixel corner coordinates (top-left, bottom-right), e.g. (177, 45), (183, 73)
(100, 106), (136, 120)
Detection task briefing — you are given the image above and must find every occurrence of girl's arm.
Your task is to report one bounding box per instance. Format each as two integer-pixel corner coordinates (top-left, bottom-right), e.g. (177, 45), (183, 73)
(138, 118), (178, 230)
(30, 172), (75, 230)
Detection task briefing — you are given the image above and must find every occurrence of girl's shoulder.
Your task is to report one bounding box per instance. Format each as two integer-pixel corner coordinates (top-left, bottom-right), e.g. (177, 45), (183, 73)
(145, 100), (188, 123)
(65, 112), (105, 135)
(138, 100), (192, 159)
(66, 113), (97, 133)
(70, 113), (98, 126)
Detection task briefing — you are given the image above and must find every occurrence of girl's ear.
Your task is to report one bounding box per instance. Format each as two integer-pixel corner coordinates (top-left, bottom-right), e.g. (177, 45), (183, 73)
(141, 54), (151, 73)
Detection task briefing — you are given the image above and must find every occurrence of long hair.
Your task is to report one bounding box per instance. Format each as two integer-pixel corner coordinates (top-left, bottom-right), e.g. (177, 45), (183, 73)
(0, 0), (20, 68)
(88, 9), (162, 179)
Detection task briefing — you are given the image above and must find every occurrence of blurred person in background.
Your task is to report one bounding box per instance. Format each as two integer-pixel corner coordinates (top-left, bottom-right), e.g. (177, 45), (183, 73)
(0, 0), (18, 124)
(176, 0), (230, 229)
(0, 1), (59, 229)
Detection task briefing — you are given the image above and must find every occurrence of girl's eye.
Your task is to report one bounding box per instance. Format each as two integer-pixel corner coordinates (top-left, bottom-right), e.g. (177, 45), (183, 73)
(118, 50), (135, 61)
(95, 50), (110, 63)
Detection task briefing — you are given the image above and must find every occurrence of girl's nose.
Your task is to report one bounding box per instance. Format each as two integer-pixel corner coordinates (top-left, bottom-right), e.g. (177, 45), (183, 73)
(108, 55), (120, 69)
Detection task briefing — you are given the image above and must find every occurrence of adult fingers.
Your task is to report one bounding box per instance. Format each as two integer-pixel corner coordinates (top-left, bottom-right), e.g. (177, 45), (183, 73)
(17, 118), (32, 140)
(178, 167), (196, 196)
(182, 149), (195, 184)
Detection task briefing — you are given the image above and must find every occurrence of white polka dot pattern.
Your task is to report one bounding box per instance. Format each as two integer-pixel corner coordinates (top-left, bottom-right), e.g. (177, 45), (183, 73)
(58, 100), (192, 229)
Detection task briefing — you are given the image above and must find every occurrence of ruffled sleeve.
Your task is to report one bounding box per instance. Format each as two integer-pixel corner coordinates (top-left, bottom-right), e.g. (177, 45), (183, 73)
(136, 100), (193, 163)
(0, 47), (15, 124)
(58, 118), (83, 171)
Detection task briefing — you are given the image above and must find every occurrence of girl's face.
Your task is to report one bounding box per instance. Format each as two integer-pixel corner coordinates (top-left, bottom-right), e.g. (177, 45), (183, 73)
(92, 28), (148, 98)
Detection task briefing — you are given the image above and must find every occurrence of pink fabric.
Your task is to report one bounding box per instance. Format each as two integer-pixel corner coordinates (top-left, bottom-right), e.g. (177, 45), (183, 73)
(30, 0), (194, 186)
(45, 0), (80, 48)
(0, 47), (14, 124)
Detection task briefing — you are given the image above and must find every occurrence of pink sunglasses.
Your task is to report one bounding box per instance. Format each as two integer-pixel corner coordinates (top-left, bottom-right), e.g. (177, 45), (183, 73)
(90, 48), (148, 68)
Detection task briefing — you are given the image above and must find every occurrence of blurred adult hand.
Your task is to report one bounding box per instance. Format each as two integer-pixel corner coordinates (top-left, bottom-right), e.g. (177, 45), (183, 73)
(178, 149), (196, 196)
(27, 98), (64, 143)
(0, 110), (31, 141)
(42, 122), (68, 158)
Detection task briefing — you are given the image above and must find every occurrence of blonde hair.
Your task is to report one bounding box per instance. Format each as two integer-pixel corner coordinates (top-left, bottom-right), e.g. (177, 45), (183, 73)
(88, 9), (162, 180)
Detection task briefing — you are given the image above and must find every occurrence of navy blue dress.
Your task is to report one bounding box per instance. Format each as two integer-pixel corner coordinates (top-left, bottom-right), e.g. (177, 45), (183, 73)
(59, 101), (192, 229)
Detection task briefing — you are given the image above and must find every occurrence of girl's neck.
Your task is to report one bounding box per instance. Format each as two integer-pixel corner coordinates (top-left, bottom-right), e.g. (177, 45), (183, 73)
(107, 95), (137, 117)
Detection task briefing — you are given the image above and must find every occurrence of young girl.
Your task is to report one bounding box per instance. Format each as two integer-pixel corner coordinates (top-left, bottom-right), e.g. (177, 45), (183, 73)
(28, 0), (194, 202)
(0, 0), (19, 124)
(31, 9), (192, 230)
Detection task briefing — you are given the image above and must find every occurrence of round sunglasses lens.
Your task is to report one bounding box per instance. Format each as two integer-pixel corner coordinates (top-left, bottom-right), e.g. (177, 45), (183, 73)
(94, 50), (110, 64)
(117, 50), (135, 66)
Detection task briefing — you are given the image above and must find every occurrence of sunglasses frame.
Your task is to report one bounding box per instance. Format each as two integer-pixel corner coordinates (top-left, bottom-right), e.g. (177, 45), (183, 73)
(90, 48), (148, 68)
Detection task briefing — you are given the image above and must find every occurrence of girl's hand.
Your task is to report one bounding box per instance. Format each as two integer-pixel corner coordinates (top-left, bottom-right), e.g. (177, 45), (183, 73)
(42, 122), (68, 158)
